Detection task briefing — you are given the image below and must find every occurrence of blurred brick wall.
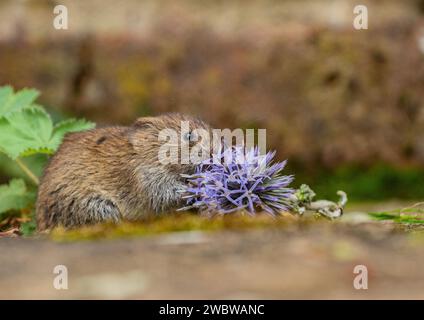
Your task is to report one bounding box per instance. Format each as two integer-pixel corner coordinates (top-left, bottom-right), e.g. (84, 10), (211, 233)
(0, 0), (423, 167)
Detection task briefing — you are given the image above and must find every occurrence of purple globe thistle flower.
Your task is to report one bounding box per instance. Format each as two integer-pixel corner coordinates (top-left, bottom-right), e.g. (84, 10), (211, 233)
(180, 146), (295, 215)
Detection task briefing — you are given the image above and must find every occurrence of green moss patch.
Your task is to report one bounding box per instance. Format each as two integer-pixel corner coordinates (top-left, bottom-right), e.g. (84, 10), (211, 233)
(50, 212), (308, 242)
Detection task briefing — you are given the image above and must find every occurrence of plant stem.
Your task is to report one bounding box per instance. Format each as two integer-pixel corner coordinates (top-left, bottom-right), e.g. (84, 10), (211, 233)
(16, 158), (39, 185)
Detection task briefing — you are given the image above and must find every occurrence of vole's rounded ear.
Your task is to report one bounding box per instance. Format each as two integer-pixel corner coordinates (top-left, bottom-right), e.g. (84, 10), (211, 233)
(132, 117), (157, 130)
(129, 117), (158, 150)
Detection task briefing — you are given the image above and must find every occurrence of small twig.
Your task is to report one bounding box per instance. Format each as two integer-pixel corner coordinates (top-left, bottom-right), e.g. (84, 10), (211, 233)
(292, 184), (347, 219)
(15, 158), (39, 185)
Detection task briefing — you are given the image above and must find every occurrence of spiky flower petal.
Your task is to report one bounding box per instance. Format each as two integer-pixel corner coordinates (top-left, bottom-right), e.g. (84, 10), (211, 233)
(180, 146), (295, 215)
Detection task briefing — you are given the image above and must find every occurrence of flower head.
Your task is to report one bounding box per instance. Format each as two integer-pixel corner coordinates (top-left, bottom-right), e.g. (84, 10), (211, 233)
(180, 146), (294, 215)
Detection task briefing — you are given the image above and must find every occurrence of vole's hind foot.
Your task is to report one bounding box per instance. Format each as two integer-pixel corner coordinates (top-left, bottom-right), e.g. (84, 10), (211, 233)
(83, 196), (122, 224)
(37, 196), (121, 232)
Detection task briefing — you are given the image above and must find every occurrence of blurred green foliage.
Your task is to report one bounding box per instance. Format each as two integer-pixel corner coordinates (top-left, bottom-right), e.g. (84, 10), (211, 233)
(0, 86), (95, 234)
(0, 179), (36, 220)
(295, 164), (424, 202)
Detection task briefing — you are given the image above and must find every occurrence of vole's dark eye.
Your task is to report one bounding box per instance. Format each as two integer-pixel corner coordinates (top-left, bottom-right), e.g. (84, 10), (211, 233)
(183, 131), (197, 142)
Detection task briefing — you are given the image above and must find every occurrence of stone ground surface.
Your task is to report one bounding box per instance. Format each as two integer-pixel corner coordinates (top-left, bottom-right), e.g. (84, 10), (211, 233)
(1, 204), (424, 299)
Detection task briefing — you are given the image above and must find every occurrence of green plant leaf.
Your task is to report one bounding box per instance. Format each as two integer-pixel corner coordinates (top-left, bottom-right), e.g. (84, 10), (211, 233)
(369, 211), (424, 224)
(368, 212), (398, 220)
(0, 179), (36, 215)
(0, 105), (95, 159)
(0, 86), (39, 116)
(0, 86), (13, 110)
(20, 219), (37, 236)
(6, 105), (53, 142)
(0, 107), (55, 159)
(50, 118), (95, 149)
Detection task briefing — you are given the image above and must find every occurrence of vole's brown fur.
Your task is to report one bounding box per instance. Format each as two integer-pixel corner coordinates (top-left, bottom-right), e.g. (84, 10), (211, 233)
(36, 113), (211, 231)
